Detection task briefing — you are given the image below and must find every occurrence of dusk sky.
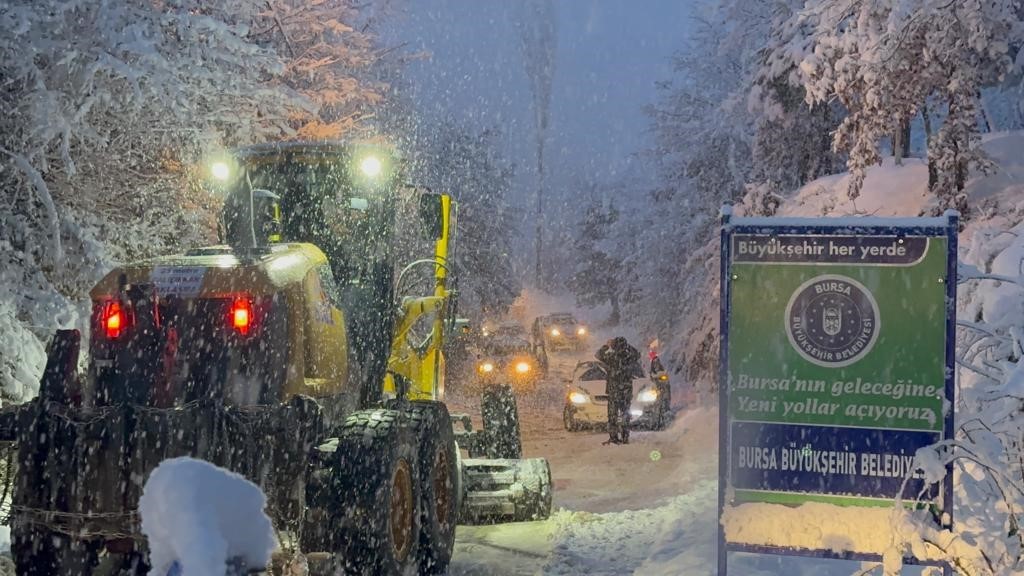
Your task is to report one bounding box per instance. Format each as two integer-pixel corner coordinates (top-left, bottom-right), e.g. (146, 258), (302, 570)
(386, 1), (696, 209)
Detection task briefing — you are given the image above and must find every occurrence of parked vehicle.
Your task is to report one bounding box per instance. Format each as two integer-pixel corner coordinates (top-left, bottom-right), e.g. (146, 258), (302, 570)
(563, 360), (672, 431)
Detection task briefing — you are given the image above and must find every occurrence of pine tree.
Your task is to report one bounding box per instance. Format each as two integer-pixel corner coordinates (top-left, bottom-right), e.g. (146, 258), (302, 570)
(569, 196), (623, 325)
(411, 119), (521, 318)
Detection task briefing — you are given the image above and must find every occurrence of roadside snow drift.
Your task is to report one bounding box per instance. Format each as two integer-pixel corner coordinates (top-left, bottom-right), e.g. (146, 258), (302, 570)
(139, 457), (277, 576)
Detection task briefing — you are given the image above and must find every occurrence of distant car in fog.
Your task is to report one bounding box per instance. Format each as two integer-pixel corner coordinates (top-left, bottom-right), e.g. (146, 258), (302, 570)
(473, 322), (547, 393)
(563, 360), (672, 431)
(532, 313), (588, 353)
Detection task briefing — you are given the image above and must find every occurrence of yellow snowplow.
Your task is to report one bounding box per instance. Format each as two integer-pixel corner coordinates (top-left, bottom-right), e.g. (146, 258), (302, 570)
(3, 142), (551, 575)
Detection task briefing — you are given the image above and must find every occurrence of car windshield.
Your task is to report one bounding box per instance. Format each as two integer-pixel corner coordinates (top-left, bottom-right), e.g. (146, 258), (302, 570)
(484, 337), (531, 355)
(549, 315), (577, 326)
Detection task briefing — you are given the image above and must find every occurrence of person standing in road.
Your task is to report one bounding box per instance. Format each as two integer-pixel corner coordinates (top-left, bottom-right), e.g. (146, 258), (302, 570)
(596, 336), (640, 445)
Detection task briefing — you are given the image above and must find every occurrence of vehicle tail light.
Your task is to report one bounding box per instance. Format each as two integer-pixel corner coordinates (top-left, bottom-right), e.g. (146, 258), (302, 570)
(102, 301), (125, 339)
(230, 297), (253, 335)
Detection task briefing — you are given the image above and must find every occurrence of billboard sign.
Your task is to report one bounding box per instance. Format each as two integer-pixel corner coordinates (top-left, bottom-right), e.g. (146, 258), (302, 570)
(718, 213), (957, 574)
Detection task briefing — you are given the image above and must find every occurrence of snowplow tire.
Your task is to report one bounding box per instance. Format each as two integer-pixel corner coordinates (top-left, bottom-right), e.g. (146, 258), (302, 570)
(480, 384), (522, 459)
(406, 401), (458, 575)
(331, 408), (421, 576)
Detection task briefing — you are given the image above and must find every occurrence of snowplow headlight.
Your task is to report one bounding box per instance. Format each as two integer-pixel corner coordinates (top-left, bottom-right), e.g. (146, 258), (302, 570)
(638, 389), (658, 403)
(211, 161), (231, 181)
(515, 361), (531, 374)
(658, 374), (669, 381)
(577, 327), (587, 336)
(359, 155), (383, 178)
(550, 328), (561, 337)
(569, 391), (589, 405)
(479, 362), (495, 374)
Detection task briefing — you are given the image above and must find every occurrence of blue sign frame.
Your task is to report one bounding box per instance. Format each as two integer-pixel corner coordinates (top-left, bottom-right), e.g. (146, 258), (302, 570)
(717, 210), (958, 575)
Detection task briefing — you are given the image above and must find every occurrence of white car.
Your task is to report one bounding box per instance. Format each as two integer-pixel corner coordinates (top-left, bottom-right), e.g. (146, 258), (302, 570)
(563, 360), (672, 431)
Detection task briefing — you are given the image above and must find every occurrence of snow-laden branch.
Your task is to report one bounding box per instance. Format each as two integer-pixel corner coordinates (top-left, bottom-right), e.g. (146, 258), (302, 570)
(0, 148), (63, 271)
(959, 262), (1024, 286)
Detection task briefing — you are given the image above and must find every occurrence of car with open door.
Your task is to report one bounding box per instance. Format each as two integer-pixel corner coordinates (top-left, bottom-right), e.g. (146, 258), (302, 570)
(563, 360), (671, 431)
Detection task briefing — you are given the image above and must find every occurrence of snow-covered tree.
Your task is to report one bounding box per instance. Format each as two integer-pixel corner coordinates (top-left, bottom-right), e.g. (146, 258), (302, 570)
(763, 0), (1024, 215)
(0, 0), (402, 401)
(412, 120), (521, 319)
(568, 195), (626, 326)
(255, 0), (396, 140)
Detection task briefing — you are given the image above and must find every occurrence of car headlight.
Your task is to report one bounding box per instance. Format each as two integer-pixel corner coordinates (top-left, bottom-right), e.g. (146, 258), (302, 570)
(577, 327), (587, 336)
(638, 389), (658, 403)
(569, 391), (589, 404)
(515, 361), (531, 374)
(479, 362), (495, 374)
(550, 328), (561, 337)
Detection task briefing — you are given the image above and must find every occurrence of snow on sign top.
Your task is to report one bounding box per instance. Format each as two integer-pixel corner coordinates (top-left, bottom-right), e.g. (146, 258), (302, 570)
(725, 210), (958, 230)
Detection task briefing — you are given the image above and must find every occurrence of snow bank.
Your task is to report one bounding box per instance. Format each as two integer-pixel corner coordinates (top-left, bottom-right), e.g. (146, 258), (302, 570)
(139, 457), (277, 576)
(0, 212), (112, 404)
(541, 481), (718, 575)
(782, 132), (1024, 219)
(723, 502), (926, 560)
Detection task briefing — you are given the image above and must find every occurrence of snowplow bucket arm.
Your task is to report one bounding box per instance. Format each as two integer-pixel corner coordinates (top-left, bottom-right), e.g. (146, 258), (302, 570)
(384, 294), (449, 400)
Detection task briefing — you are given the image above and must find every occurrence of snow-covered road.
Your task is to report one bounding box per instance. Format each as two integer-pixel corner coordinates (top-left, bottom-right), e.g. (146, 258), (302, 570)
(447, 338), (721, 575)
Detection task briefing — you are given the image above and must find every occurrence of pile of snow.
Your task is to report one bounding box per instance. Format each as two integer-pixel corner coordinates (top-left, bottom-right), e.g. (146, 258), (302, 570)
(139, 457), (277, 576)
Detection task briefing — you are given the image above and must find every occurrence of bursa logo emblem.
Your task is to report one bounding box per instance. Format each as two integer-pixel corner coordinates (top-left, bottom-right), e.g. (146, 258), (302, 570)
(785, 275), (880, 368)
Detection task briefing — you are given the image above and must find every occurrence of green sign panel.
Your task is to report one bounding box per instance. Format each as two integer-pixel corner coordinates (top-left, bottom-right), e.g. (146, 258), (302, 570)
(723, 226), (954, 507)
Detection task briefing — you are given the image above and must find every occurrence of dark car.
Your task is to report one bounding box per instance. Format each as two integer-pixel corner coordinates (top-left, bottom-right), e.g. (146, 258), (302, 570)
(474, 323), (547, 393)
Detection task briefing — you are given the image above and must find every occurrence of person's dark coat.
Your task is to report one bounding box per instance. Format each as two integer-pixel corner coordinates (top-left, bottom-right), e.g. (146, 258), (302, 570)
(596, 337), (639, 443)
(597, 337), (640, 391)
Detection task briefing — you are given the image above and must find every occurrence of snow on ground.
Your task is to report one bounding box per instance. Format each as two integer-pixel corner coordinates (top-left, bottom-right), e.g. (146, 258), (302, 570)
(780, 131), (1024, 219)
(139, 457), (278, 576)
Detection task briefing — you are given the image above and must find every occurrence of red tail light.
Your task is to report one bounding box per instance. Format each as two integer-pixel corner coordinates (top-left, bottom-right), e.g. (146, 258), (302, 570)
(103, 301), (125, 339)
(231, 298), (253, 335)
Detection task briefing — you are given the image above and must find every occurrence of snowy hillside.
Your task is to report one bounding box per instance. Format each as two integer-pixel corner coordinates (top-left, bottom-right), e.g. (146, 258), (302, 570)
(783, 132), (1024, 219)
(663, 131), (1024, 573)
(678, 131), (1024, 390)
